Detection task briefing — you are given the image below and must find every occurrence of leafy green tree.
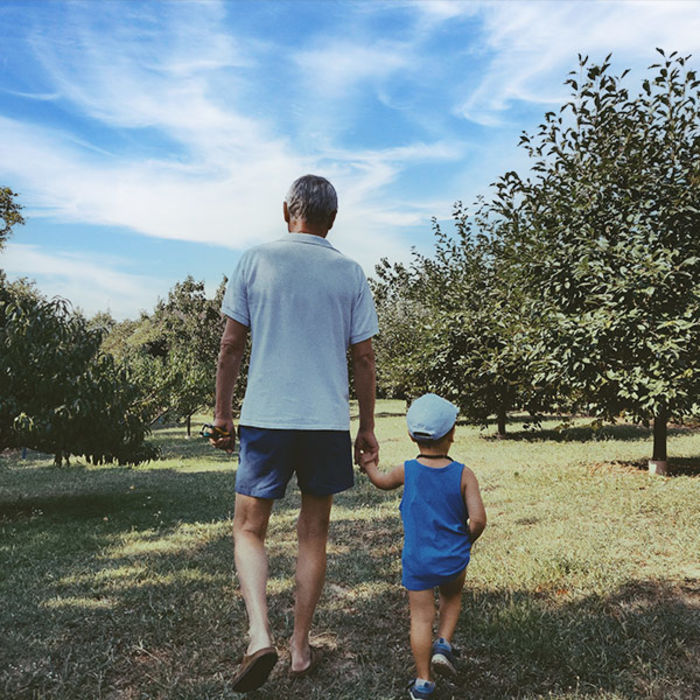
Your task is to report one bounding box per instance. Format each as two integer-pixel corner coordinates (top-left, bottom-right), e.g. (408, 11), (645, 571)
(0, 276), (157, 465)
(371, 260), (434, 405)
(0, 187), (24, 250)
(152, 276), (230, 435)
(101, 276), (243, 436)
(374, 198), (553, 436)
(512, 50), (700, 465)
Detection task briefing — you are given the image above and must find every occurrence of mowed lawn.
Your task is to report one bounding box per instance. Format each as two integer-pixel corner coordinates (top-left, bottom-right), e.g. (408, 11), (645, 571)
(1, 401), (699, 700)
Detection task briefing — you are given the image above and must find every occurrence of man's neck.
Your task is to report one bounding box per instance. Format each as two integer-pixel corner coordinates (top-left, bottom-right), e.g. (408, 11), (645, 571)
(287, 220), (329, 238)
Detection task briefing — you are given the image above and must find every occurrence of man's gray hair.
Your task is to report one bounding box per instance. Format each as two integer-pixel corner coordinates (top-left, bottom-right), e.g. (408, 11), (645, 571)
(285, 174), (338, 225)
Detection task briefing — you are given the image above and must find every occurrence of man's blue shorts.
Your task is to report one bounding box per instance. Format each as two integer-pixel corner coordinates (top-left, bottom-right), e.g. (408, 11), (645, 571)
(235, 426), (354, 499)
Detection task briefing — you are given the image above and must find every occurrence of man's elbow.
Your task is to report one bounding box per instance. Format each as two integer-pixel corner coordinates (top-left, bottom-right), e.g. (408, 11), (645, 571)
(352, 345), (375, 372)
(219, 337), (245, 362)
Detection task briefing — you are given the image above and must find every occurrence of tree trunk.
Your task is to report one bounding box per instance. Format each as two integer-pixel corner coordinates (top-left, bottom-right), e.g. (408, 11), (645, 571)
(496, 406), (507, 438)
(186, 414), (192, 438)
(649, 409), (668, 475)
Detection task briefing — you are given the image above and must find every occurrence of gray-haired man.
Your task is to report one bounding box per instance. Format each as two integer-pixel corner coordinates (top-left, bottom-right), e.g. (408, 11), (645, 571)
(212, 174), (379, 691)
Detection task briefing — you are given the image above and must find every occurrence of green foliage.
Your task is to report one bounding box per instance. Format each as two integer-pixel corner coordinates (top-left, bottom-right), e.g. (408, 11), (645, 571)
(371, 261), (434, 404)
(0, 186), (24, 249)
(0, 276), (157, 465)
(373, 198), (554, 434)
(511, 50), (700, 434)
(101, 276), (243, 433)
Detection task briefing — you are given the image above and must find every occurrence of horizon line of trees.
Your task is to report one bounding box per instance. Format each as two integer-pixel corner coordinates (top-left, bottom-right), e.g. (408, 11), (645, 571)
(1, 50), (698, 467)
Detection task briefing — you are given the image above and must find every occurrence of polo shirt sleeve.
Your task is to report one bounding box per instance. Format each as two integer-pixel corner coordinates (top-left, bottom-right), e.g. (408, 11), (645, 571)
(349, 273), (379, 345)
(221, 254), (251, 327)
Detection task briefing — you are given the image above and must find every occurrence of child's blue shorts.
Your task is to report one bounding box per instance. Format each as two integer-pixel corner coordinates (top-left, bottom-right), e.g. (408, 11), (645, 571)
(235, 426), (354, 499)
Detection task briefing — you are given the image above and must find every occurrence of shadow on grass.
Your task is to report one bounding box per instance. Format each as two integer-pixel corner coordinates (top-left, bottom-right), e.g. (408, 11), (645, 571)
(2, 456), (698, 699)
(616, 456), (700, 477)
(2, 513), (699, 698)
(485, 422), (693, 444)
(310, 578), (700, 700)
(0, 462), (309, 532)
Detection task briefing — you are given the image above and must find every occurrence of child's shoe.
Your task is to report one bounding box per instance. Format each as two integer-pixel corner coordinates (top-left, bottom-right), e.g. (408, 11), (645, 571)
(407, 678), (435, 699)
(430, 637), (459, 678)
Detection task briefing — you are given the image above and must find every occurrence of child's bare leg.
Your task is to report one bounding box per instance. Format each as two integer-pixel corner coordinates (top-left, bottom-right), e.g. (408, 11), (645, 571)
(437, 568), (466, 643)
(408, 589), (435, 681)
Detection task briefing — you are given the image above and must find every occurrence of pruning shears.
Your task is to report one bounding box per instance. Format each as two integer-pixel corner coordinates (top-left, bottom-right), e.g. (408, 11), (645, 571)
(200, 423), (232, 440)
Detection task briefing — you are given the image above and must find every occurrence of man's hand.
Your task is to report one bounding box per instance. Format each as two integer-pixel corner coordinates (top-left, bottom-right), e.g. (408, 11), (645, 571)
(359, 451), (378, 474)
(354, 428), (379, 471)
(210, 418), (235, 453)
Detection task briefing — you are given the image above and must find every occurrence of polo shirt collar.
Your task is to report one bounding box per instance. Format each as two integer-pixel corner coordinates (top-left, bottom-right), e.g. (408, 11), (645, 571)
(283, 232), (334, 248)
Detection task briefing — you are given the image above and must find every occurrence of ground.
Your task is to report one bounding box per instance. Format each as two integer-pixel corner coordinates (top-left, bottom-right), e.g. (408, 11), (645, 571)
(1, 401), (698, 699)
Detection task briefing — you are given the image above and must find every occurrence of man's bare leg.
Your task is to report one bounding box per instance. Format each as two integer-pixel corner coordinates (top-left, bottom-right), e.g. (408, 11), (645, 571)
(233, 493), (275, 655)
(290, 493), (333, 672)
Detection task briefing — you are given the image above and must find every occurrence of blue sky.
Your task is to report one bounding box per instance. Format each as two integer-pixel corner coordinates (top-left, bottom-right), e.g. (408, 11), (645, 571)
(1, 0), (699, 319)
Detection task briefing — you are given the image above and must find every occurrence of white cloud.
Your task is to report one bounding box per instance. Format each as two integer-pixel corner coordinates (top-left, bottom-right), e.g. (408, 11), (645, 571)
(1, 243), (165, 320)
(455, 0), (700, 126)
(4, 0), (698, 321)
(1, 1), (452, 272)
(293, 42), (410, 97)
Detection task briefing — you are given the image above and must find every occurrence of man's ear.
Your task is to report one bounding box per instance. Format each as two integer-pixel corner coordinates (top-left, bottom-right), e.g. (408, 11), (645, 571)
(283, 201), (290, 223)
(327, 210), (337, 231)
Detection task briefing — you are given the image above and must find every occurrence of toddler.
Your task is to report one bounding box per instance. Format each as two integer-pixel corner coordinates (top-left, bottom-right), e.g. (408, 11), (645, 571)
(362, 393), (487, 699)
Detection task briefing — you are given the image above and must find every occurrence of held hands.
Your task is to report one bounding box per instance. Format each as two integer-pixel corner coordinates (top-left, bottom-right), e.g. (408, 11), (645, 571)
(359, 451), (379, 473)
(354, 428), (379, 473)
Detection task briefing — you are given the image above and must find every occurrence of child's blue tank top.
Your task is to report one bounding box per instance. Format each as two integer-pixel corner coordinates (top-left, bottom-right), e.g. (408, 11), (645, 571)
(400, 459), (471, 591)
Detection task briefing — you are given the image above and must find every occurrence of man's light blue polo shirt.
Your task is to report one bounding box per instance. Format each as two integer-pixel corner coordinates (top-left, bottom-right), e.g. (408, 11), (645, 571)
(221, 233), (379, 431)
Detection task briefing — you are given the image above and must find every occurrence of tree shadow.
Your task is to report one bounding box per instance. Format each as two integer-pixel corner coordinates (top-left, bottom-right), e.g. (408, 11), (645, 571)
(612, 456), (700, 477)
(3, 458), (698, 699)
(312, 578), (700, 700)
(485, 422), (693, 444)
(3, 502), (699, 699)
(0, 462), (308, 530)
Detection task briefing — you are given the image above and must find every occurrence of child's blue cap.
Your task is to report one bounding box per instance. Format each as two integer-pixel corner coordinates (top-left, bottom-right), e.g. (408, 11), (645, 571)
(406, 393), (459, 441)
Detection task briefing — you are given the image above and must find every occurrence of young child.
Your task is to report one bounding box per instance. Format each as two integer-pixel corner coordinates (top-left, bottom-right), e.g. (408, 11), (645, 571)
(362, 393), (487, 700)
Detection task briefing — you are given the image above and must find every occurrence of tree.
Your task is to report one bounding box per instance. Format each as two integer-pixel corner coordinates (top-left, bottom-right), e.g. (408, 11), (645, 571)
(512, 50), (700, 469)
(371, 260), (434, 405)
(0, 187), (24, 250)
(101, 276), (244, 436)
(152, 276), (230, 436)
(373, 198), (553, 436)
(0, 276), (157, 465)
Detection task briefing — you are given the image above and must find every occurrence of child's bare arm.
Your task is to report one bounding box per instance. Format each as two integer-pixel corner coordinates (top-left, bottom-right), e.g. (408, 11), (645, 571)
(462, 467), (487, 542)
(362, 458), (405, 491)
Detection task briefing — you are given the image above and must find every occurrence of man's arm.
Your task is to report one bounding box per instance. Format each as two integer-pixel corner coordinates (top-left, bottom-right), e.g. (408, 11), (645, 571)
(350, 337), (378, 467)
(212, 317), (249, 451)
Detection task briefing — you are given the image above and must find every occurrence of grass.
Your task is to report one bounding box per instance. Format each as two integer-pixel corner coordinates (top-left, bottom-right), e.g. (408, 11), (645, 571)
(1, 401), (699, 699)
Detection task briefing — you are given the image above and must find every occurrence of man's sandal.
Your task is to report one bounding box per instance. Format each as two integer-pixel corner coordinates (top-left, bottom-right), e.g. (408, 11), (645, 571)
(231, 646), (278, 692)
(289, 646), (322, 679)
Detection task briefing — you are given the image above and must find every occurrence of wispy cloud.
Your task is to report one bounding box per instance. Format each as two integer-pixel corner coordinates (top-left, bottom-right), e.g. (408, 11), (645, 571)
(453, 0), (700, 126)
(3, 0), (451, 264)
(2, 0), (699, 319)
(1, 243), (164, 319)
(293, 41), (410, 97)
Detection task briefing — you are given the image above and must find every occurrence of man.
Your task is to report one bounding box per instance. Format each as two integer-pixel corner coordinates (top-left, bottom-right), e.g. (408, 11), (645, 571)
(211, 174), (379, 692)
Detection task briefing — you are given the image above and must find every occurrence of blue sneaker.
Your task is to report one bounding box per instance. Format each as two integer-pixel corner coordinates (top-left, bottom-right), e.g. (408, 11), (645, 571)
(431, 638), (459, 678)
(407, 678), (435, 699)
